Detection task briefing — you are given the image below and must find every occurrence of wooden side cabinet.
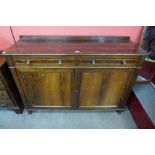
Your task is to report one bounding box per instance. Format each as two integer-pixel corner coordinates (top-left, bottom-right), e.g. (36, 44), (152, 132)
(0, 55), (24, 113)
(2, 36), (147, 113)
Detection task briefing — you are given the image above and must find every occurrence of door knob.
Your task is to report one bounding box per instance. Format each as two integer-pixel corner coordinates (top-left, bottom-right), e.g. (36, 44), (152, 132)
(26, 60), (31, 65)
(122, 60), (127, 65)
(92, 60), (96, 65)
(58, 60), (62, 65)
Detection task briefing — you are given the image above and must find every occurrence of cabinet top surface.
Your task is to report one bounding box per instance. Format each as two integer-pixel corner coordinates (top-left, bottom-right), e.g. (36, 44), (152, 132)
(2, 36), (147, 56)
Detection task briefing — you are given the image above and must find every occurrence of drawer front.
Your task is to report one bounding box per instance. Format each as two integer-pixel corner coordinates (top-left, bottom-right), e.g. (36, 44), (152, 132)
(0, 90), (9, 99)
(12, 56), (76, 68)
(0, 99), (13, 107)
(78, 56), (140, 67)
(0, 80), (5, 89)
(11, 55), (140, 68)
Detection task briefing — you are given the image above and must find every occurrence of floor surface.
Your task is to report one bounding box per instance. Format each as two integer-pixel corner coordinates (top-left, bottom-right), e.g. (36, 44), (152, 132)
(0, 109), (137, 129)
(133, 83), (155, 125)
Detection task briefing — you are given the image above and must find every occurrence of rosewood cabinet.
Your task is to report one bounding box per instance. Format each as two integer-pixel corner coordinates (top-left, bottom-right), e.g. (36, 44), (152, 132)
(2, 36), (147, 113)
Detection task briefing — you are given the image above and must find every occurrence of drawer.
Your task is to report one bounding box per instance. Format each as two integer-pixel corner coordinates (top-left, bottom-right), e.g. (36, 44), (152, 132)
(0, 80), (5, 89)
(12, 56), (76, 68)
(0, 90), (9, 99)
(78, 56), (140, 67)
(0, 99), (13, 107)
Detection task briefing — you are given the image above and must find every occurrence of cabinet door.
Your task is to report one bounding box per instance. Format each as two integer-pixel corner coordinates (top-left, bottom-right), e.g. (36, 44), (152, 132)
(78, 68), (133, 109)
(16, 68), (75, 109)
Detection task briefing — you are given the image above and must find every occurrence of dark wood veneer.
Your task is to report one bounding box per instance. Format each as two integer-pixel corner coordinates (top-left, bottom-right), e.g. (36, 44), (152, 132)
(2, 36), (147, 113)
(3, 36), (146, 55)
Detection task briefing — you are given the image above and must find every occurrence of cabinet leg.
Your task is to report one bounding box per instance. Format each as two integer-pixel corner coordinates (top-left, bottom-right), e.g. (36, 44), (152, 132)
(15, 109), (23, 114)
(28, 110), (32, 114)
(117, 110), (124, 114)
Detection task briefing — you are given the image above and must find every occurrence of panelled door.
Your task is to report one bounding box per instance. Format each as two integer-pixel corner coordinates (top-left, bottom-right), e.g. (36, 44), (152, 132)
(77, 68), (132, 109)
(16, 67), (75, 109)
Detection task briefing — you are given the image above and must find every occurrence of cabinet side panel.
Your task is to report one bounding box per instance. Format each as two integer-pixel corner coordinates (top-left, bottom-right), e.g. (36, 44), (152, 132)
(6, 56), (28, 109)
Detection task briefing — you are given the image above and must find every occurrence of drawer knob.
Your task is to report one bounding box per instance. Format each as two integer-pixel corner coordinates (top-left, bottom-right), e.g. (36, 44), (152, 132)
(122, 60), (127, 65)
(91, 60), (96, 65)
(26, 60), (31, 65)
(58, 60), (62, 65)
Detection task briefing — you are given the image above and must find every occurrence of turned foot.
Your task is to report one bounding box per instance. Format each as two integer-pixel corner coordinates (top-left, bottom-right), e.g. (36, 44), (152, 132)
(15, 109), (23, 114)
(117, 110), (124, 114)
(28, 110), (32, 114)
